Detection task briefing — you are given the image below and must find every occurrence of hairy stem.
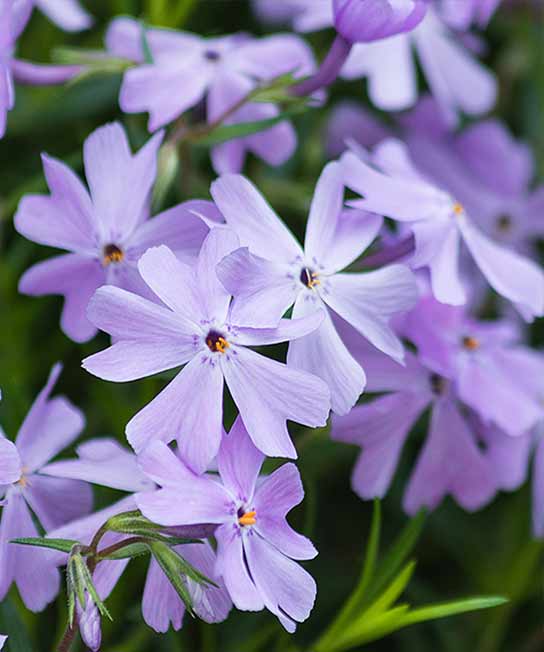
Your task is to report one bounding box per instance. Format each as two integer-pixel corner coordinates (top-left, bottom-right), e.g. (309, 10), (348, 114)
(57, 621), (77, 652)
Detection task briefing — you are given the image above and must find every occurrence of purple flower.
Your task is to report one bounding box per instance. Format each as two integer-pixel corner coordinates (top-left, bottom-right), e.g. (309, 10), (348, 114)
(0, 635), (6, 650)
(341, 139), (544, 320)
(0, 363), (92, 611)
(0, 0), (82, 138)
(438, 0), (501, 29)
(339, 7), (496, 120)
(408, 118), (544, 257)
(326, 101), (390, 157)
(332, 298), (544, 514)
(47, 442), (231, 641)
(333, 0), (428, 43)
(213, 164), (418, 415)
(106, 17), (316, 174)
(253, 0), (334, 32)
(82, 228), (330, 472)
(15, 122), (214, 342)
(30, 0), (92, 31)
(136, 417), (317, 632)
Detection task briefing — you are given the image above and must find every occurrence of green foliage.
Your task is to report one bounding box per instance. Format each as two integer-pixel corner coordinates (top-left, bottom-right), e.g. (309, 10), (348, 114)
(313, 502), (507, 652)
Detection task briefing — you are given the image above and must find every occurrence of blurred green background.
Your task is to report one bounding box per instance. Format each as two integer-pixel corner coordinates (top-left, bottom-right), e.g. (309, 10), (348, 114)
(1, 1), (543, 650)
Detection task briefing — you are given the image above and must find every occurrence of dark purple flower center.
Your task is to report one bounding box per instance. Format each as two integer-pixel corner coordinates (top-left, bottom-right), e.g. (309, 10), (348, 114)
(496, 215), (512, 233)
(237, 507), (257, 526)
(300, 267), (320, 288)
(430, 373), (447, 396)
(206, 329), (230, 353)
(204, 49), (220, 61)
(102, 243), (124, 266)
(462, 336), (480, 351)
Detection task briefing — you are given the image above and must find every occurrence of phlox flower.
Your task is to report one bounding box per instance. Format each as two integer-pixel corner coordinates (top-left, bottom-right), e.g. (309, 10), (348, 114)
(405, 116), (544, 257)
(326, 100), (390, 157)
(0, 635), (5, 649)
(0, 364), (92, 611)
(254, 0), (333, 32)
(437, 0), (501, 28)
(28, 0), (92, 31)
(341, 138), (544, 320)
(82, 228), (330, 473)
(46, 441), (230, 646)
(213, 163), (418, 415)
(0, 0), (80, 138)
(105, 17), (317, 174)
(333, 0), (428, 44)
(331, 297), (544, 514)
(339, 6), (496, 121)
(15, 122), (214, 342)
(136, 417), (317, 633)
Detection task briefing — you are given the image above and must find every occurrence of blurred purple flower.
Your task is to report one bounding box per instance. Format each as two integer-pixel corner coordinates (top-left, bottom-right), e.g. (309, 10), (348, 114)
(437, 0), (501, 29)
(0, 0), (81, 138)
(15, 122), (215, 342)
(340, 7), (496, 120)
(29, 0), (92, 31)
(326, 101), (390, 157)
(332, 299), (543, 513)
(0, 363), (92, 611)
(253, 0), (334, 32)
(105, 17), (317, 174)
(136, 417), (317, 632)
(214, 164), (418, 415)
(342, 139), (544, 320)
(82, 228), (330, 472)
(333, 0), (428, 43)
(0, 635), (6, 650)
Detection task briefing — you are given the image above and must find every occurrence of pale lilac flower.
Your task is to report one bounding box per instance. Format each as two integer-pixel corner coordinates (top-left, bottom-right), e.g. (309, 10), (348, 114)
(105, 17), (317, 174)
(341, 138), (544, 320)
(333, 0), (428, 43)
(437, 0), (501, 29)
(407, 119), (544, 256)
(47, 445), (231, 640)
(82, 228), (330, 473)
(15, 122), (214, 342)
(254, 0), (333, 31)
(136, 417), (317, 632)
(213, 164), (418, 415)
(0, 364), (92, 611)
(332, 298), (544, 513)
(0, 0), (80, 138)
(29, 0), (92, 31)
(0, 635), (6, 650)
(340, 7), (496, 121)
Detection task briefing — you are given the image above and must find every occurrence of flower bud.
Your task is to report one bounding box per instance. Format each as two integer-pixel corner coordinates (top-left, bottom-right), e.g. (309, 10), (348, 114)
(333, 0), (428, 43)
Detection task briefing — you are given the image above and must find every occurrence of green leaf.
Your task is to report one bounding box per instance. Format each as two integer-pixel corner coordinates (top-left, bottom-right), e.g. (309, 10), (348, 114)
(331, 605), (411, 652)
(191, 105), (311, 146)
(397, 596), (509, 628)
(97, 542), (150, 561)
(366, 509), (426, 605)
(77, 557), (113, 621)
(10, 537), (80, 553)
(103, 510), (161, 536)
(363, 561), (416, 619)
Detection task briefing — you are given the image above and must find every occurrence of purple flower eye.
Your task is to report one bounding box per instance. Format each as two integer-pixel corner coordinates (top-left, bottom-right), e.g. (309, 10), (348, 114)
(238, 508), (257, 526)
(496, 215), (512, 233)
(430, 373), (447, 396)
(102, 243), (125, 266)
(204, 49), (221, 61)
(299, 267), (320, 288)
(462, 336), (480, 351)
(206, 329), (230, 353)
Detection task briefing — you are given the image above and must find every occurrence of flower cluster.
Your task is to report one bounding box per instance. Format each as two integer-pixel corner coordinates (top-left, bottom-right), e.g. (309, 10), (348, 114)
(1, 1), (543, 650)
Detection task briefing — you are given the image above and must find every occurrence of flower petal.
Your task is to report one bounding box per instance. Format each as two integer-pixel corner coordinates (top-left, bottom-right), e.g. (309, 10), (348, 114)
(126, 356), (224, 474)
(23, 475), (92, 531)
(210, 174), (303, 263)
(222, 346), (330, 458)
(0, 438), (22, 484)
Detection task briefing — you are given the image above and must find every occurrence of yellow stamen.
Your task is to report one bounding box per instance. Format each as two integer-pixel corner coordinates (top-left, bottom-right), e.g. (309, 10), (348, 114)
(453, 202), (464, 216)
(308, 272), (321, 288)
(238, 510), (257, 526)
(462, 336), (480, 351)
(102, 244), (125, 266)
(206, 335), (230, 353)
(16, 476), (27, 488)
